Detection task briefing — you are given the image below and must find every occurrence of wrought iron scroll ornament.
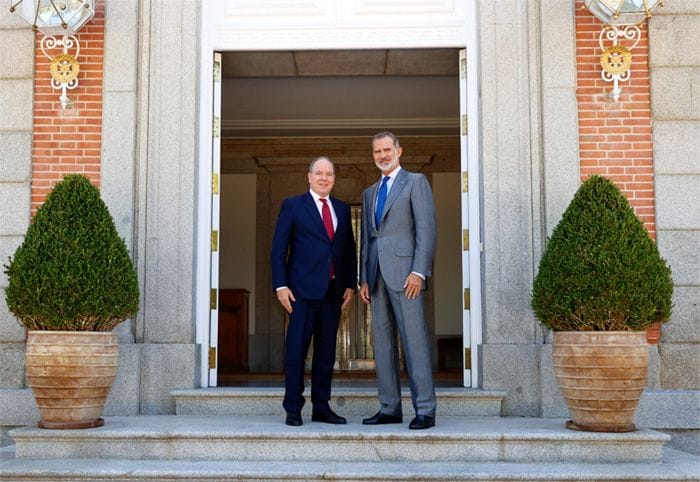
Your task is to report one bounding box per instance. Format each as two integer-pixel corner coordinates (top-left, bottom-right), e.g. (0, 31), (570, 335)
(583, 0), (663, 101)
(9, 0), (95, 109)
(599, 25), (640, 101)
(42, 35), (81, 108)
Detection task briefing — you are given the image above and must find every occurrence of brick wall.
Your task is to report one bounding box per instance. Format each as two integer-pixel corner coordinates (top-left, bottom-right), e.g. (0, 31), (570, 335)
(31, 0), (104, 213)
(575, 1), (659, 343)
(575, 2), (655, 238)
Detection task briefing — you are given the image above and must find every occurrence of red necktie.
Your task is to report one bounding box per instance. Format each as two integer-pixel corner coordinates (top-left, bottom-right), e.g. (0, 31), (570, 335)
(320, 198), (334, 278)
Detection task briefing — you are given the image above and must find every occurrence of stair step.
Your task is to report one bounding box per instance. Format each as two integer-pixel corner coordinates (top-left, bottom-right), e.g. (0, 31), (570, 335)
(171, 386), (506, 416)
(2, 446), (698, 481)
(9, 415), (669, 464)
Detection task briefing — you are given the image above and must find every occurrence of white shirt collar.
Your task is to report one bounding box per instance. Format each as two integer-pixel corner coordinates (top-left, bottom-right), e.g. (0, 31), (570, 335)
(382, 165), (402, 183)
(309, 189), (330, 204)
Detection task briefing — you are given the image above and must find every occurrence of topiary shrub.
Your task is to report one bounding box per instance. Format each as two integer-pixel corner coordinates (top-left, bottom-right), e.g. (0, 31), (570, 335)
(531, 175), (673, 331)
(4, 175), (139, 331)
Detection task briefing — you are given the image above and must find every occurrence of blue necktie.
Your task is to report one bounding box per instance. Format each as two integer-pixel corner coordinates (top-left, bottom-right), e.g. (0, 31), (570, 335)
(375, 176), (390, 228)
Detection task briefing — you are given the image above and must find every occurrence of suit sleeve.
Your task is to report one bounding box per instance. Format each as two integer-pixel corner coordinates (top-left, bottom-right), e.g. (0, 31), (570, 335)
(410, 174), (436, 277)
(270, 199), (293, 290)
(359, 190), (369, 285)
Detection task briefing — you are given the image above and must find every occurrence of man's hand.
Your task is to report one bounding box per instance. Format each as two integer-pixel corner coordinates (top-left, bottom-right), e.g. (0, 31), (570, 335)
(403, 273), (422, 299)
(359, 283), (371, 304)
(341, 288), (354, 310)
(276, 287), (295, 314)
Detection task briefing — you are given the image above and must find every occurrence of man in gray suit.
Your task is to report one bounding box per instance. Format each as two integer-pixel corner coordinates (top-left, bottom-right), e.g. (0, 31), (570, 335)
(359, 131), (437, 430)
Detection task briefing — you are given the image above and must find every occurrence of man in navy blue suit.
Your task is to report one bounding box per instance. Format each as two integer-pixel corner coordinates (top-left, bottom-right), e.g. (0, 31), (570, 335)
(271, 157), (357, 426)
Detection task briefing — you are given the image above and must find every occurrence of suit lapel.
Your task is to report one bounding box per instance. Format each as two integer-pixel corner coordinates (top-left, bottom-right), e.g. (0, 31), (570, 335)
(369, 180), (381, 230)
(379, 169), (409, 224)
(330, 197), (344, 239)
(302, 193), (328, 238)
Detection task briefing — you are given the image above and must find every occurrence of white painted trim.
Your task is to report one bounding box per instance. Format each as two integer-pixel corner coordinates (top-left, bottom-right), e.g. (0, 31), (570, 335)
(459, 48), (471, 388)
(208, 52), (223, 387)
(466, 0), (483, 389)
(197, 0), (481, 388)
(196, 3), (214, 388)
(222, 117), (458, 133)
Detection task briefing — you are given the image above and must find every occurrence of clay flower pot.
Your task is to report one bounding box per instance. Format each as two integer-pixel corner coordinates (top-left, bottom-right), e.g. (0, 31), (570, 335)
(25, 331), (118, 429)
(552, 331), (648, 432)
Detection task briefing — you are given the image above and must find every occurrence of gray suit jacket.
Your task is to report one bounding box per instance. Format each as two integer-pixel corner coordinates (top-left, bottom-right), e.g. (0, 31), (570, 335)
(360, 168), (436, 292)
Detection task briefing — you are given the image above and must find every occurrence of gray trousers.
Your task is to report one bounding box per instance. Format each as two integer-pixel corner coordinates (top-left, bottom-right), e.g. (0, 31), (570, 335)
(370, 273), (436, 417)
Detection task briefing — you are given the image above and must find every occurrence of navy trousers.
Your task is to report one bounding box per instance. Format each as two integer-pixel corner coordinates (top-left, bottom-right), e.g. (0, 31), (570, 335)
(283, 280), (340, 414)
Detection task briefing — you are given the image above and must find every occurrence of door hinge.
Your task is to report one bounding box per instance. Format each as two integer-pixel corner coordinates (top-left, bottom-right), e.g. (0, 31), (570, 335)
(464, 348), (472, 369)
(463, 229), (469, 251)
(213, 59), (221, 82)
(211, 230), (218, 252)
(461, 114), (468, 136)
(462, 171), (469, 192)
(212, 116), (220, 138)
(209, 346), (217, 369)
(463, 288), (470, 311)
(210, 288), (217, 310)
(212, 173), (219, 194)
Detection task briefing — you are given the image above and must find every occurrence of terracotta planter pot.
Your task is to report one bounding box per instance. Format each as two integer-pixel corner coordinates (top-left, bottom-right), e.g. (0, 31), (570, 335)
(552, 331), (648, 432)
(25, 331), (118, 429)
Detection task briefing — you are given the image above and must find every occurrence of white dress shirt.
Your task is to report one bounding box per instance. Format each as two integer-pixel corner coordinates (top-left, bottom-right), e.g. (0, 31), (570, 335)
(309, 189), (337, 231)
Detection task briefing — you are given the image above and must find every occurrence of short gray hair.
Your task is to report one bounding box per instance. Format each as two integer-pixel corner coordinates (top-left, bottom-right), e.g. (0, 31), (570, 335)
(308, 156), (335, 173)
(373, 131), (400, 148)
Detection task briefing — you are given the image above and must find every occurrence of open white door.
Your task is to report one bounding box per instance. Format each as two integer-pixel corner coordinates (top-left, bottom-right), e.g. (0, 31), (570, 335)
(459, 48), (482, 388)
(208, 52), (222, 386)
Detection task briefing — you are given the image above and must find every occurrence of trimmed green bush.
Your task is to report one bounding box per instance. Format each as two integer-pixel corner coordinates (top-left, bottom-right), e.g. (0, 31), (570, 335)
(531, 175), (672, 331)
(4, 175), (139, 331)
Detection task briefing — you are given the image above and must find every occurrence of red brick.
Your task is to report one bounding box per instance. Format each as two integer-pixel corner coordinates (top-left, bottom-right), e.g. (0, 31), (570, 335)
(31, 0), (104, 212)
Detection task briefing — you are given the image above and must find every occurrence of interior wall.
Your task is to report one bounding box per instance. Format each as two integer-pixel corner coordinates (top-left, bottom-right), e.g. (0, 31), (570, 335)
(433, 173), (462, 336)
(220, 174), (257, 334)
(221, 76), (458, 137)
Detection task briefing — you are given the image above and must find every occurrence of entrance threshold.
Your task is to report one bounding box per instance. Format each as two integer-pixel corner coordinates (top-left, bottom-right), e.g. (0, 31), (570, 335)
(171, 386), (505, 417)
(216, 371), (463, 388)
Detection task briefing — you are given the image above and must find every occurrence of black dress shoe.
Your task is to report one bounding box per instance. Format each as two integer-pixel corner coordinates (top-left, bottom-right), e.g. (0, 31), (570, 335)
(311, 409), (347, 424)
(285, 412), (303, 426)
(362, 411), (403, 425)
(409, 415), (435, 430)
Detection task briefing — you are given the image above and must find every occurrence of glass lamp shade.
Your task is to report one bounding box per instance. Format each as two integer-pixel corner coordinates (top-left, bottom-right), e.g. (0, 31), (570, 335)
(584, 0), (663, 26)
(12, 0), (94, 35)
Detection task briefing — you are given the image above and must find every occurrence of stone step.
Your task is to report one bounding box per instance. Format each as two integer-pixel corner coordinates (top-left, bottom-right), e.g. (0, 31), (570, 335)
(2, 445), (698, 481)
(9, 415), (670, 464)
(171, 386), (506, 417)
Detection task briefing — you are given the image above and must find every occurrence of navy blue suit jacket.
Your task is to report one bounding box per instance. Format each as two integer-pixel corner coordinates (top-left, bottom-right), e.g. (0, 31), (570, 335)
(271, 192), (357, 301)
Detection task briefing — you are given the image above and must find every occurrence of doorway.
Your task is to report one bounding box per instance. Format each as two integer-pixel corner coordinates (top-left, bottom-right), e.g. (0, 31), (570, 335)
(214, 49), (464, 385)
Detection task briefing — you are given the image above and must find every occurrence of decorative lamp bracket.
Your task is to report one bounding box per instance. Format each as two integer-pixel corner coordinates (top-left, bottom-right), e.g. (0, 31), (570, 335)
(9, 0), (95, 109)
(583, 0), (663, 102)
(40, 35), (81, 109)
(598, 25), (641, 102)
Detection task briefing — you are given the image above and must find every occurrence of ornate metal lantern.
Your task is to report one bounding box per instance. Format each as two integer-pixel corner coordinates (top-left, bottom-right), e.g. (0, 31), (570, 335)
(9, 1), (95, 108)
(582, 0), (664, 101)
(583, 0), (663, 26)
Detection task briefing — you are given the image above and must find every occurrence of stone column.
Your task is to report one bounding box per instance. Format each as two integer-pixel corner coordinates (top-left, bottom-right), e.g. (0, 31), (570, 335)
(100, 0), (141, 417)
(100, 0), (199, 414)
(478, 0), (579, 416)
(648, 2), (700, 455)
(0, 6), (35, 444)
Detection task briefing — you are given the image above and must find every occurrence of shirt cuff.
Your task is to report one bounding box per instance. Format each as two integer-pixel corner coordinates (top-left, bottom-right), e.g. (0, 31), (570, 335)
(411, 271), (425, 280)
(275, 286), (288, 292)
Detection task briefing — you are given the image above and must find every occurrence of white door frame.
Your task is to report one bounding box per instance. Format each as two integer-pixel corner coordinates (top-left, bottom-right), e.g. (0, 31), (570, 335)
(195, 0), (482, 388)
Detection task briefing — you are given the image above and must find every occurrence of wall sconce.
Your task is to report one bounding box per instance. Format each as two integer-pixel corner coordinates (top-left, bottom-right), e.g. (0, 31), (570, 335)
(9, 0), (95, 109)
(583, 0), (663, 101)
